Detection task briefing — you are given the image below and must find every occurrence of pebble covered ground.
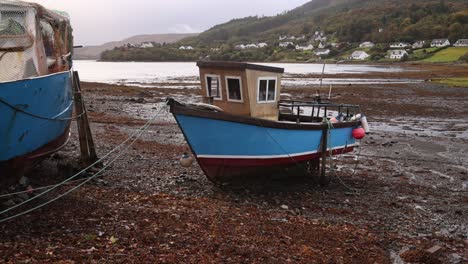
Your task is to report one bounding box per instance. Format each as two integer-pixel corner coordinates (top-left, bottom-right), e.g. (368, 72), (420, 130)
(0, 64), (467, 263)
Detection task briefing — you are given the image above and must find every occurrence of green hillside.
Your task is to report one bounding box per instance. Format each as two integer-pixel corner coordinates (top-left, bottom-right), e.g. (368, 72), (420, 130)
(181, 0), (468, 46)
(101, 0), (468, 62)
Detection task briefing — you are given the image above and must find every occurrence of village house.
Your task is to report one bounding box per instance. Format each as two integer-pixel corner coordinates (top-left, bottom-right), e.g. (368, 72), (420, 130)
(314, 48), (330, 56)
(140, 42), (154, 48)
(350, 51), (370, 60)
(179, 46), (194, 50)
(279, 42), (294, 48)
(313, 35), (327, 42)
(235, 43), (262, 49)
(389, 50), (408, 60)
(390, 42), (411, 48)
(245, 44), (258, 49)
(359, 41), (375, 48)
(257, 43), (268, 48)
(412, 41), (425, 49)
(279, 36), (295, 40)
(314, 31), (324, 36)
(454, 39), (468, 47)
(295, 44), (314, 51)
(431, 39), (450, 48)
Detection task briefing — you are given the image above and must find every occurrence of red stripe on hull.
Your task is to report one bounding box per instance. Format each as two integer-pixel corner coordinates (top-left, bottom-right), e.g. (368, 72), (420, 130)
(197, 146), (354, 181)
(0, 125), (71, 186)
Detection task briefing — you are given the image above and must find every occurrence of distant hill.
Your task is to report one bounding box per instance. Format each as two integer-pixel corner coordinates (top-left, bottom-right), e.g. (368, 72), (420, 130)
(74, 33), (198, 60)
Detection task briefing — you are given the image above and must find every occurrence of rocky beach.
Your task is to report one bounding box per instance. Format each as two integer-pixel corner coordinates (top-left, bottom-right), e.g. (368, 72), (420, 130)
(0, 63), (467, 263)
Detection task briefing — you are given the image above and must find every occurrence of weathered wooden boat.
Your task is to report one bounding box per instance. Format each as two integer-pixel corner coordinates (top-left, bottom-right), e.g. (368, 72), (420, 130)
(168, 61), (368, 182)
(0, 1), (74, 184)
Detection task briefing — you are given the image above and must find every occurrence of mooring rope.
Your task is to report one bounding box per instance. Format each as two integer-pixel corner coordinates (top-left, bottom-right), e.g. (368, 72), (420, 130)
(0, 177), (91, 199)
(0, 106), (166, 221)
(0, 97), (85, 121)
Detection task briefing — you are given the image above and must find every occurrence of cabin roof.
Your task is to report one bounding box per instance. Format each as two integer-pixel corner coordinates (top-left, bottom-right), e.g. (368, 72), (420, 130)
(196, 61), (285, 74)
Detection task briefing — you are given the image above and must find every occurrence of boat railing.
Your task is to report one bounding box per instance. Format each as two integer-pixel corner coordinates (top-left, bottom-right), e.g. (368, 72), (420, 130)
(278, 99), (361, 123)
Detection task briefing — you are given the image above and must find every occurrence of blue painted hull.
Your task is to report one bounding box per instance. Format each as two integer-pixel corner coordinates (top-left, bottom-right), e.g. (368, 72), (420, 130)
(0, 72), (74, 180)
(170, 102), (358, 181)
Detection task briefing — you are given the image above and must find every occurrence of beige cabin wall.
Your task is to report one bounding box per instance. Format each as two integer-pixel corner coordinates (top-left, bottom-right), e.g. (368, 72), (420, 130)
(199, 68), (251, 116)
(245, 69), (283, 120)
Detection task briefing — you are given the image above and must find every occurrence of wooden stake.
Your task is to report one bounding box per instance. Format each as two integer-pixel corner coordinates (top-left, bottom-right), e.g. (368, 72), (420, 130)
(319, 126), (329, 186)
(72, 71), (99, 166)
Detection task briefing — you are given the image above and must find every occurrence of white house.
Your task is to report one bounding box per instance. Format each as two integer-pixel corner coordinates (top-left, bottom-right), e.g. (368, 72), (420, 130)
(431, 39), (450, 47)
(295, 44), (314, 51)
(235, 43), (264, 49)
(350, 51), (370, 60)
(390, 42), (411, 48)
(454, 39), (468, 47)
(412, 41), (425, 49)
(245, 44), (258, 49)
(279, 36), (295, 40)
(359, 41), (375, 48)
(179, 46), (194, 50)
(140, 42), (154, 48)
(389, 50), (408, 60)
(257, 42), (268, 48)
(279, 42), (294, 48)
(314, 48), (330, 56)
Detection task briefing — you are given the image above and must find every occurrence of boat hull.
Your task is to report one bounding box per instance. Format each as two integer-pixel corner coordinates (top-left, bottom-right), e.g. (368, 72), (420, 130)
(169, 102), (359, 182)
(0, 72), (74, 184)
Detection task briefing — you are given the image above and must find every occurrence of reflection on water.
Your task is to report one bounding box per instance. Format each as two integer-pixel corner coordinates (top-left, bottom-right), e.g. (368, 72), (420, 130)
(73, 60), (419, 88)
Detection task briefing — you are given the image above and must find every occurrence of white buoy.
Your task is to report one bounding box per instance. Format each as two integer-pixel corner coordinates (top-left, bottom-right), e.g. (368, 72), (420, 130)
(361, 115), (370, 134)
(180, 153), (194, 168)
(350, 114), (362, 121)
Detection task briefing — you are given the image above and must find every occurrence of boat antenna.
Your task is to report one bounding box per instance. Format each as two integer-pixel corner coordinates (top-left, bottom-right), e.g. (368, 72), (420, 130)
(328, 60), (346, 100)
(319, 63), (325, 90)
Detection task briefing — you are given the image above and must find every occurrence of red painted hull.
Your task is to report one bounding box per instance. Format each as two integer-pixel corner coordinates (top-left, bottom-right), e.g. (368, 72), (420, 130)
(0, 125), (71, 186)
(197, 146), (354, 182)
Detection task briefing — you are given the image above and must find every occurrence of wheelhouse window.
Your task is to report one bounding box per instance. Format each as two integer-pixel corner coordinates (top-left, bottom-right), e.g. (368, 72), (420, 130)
(205, 74), (222, 100)
(225, 76), (243, 102)
(0, 11), (27, 36)
(257, 77), (277, 103)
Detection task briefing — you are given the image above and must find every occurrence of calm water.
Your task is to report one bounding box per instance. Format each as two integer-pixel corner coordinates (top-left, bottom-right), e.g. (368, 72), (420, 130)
(73, 60), (417, 87)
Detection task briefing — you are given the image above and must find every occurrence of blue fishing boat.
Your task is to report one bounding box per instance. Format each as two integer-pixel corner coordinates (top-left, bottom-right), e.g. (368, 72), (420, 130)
(168, 61), (368, 182)
(0, 1), (74, 183)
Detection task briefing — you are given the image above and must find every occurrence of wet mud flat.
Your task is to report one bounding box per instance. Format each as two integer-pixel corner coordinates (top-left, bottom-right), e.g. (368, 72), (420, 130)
(1, 68), (467, 263)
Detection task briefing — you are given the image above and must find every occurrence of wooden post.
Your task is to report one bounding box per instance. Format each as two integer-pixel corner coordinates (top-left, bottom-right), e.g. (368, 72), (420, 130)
(72, 71), (99, 166)
(319, 126), (330, 186)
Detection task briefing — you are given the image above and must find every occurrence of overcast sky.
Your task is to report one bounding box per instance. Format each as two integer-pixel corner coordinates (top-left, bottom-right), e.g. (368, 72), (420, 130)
(26, 0), (310, 45)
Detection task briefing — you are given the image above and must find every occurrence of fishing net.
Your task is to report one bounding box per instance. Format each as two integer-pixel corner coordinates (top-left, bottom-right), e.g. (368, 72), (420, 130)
(0, 0), (72, 82)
